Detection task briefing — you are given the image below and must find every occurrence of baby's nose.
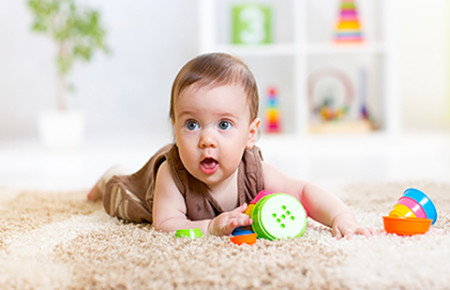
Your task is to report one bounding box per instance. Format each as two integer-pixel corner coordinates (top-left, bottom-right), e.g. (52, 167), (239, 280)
(199, 132), (217, 148)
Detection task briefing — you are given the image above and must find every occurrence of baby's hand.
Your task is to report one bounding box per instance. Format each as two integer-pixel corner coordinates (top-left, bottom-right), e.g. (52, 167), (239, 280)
(331, 212), (376, 239)
(207, 203), (252, 236)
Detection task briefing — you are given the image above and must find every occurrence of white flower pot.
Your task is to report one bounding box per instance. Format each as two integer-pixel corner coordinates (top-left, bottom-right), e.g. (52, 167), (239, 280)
(38, 110), (85, 150)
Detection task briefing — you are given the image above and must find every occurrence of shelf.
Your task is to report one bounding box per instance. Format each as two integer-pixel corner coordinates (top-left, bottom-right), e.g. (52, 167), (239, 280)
(211, 42), (388, 57)
(198, 0), (398, 136)
(213, 43), (297, 56)
(308, 120), (374, 134)
(305, 43), (388, 55)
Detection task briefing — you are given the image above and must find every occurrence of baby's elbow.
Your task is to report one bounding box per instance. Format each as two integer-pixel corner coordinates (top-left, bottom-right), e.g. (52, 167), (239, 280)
(152, 217), (169, 232)
(152, 222), (164, 232)
(152, 215), (167, 232)
(152, 216), (180, 233)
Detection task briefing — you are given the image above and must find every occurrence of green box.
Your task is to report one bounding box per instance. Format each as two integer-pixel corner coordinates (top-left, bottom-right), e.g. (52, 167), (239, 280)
(232, 4), (272, 45)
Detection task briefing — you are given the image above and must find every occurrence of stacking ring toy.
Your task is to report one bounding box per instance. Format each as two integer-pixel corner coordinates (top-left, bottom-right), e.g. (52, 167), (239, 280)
(389, 204), (417, 218)
(397, 197), (427, 219)
(383, 187), (437, 235)
(403, 188), (437, 224)
(383, 216), (432, 236)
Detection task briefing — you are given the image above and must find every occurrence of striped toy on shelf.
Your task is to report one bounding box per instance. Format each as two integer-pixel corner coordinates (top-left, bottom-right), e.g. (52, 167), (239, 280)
(265, 87), (281, 133)
(334, 0), (363, 43)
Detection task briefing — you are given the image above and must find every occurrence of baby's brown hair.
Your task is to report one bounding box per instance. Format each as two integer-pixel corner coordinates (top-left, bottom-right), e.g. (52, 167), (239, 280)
(170, 53), (259, 122)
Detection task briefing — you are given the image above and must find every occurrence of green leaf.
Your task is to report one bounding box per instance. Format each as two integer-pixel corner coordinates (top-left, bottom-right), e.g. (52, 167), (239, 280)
(27, 0), (110, 90)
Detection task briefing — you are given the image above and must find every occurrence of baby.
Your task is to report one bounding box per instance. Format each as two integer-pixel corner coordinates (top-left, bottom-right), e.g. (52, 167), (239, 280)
(87, 52), (375, 238)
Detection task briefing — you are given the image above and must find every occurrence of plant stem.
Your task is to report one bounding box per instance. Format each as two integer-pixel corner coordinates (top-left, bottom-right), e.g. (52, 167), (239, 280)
(56, 73), (67, 111)
(56, 41), (68, 111)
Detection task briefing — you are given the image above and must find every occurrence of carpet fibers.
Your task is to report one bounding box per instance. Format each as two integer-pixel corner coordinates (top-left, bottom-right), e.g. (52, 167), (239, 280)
(0, 181), (449, 289)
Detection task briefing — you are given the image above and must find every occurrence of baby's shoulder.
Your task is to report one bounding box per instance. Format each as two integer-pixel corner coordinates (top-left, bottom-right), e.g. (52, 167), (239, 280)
(154, 160), (184, 194)
(156, 159), (188, 194)
(155, 160), (171, 180)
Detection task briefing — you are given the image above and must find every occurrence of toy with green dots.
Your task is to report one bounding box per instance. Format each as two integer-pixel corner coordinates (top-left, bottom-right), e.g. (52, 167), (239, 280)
(231, 190), (307, 244)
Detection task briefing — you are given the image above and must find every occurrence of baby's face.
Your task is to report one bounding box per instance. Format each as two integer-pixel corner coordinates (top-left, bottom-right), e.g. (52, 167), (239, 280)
(172, 83), (259, 189)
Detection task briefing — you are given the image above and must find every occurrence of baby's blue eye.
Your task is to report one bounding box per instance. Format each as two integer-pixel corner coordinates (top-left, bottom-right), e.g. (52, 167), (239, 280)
(218, 120), (231, 130)
(186, 121), (199, 131)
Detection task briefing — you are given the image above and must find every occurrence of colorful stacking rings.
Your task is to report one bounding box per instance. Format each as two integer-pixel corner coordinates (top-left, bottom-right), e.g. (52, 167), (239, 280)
(402, 188), (437, 224)
(384, 187), (438, 235)
(397, 196), (426, 218)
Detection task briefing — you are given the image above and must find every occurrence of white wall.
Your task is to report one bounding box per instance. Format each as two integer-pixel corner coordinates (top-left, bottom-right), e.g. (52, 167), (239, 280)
(395, 0), (449, 130)
(0, 0), (449, 142)
(0, 0), (198, 140)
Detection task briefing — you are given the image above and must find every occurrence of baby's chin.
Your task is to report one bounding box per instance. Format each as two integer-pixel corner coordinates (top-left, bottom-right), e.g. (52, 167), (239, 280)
(199, 168), (242, 189)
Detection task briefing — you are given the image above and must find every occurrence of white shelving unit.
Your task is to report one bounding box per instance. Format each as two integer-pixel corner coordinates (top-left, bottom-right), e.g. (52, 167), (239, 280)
(198, 0), (398, 136)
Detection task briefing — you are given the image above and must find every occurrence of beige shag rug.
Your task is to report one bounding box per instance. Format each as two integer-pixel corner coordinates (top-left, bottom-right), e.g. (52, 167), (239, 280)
(0, 181), (449, 289)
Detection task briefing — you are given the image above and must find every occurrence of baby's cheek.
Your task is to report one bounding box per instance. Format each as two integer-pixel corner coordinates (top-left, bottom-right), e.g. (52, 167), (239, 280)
(178, 150), (198, 173)
(221, 153), (242, 171)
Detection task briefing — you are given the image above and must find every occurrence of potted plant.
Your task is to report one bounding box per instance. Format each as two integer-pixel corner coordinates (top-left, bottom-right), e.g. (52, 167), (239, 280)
(27, 0), (109, 149)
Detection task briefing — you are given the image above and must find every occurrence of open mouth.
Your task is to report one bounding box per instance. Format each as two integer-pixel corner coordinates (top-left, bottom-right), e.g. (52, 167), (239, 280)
(200, 158), (219, 175)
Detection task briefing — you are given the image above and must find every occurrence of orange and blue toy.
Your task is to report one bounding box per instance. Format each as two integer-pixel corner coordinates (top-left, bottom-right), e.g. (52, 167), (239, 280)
(334, 0), (363, 43)
(383, 188), (437, 236)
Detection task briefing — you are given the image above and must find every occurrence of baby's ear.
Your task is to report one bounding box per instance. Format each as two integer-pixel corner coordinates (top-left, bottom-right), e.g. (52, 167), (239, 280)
(246, 118), (261, 149)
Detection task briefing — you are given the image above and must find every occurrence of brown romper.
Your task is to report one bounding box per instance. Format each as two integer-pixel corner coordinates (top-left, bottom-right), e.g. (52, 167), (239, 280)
(102, 143), (265, 224)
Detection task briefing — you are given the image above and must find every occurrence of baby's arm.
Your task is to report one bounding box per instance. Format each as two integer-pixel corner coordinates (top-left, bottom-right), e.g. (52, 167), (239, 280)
(152, 161), (251, 236)
(262, 162), (374, 238)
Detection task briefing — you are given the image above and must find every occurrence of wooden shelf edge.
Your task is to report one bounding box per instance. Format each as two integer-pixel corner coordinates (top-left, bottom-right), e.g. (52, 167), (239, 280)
(308, 120), (375, 134)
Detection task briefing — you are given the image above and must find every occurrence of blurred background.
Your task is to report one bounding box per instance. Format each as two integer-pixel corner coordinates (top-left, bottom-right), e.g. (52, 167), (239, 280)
(0, 0), (449, 191)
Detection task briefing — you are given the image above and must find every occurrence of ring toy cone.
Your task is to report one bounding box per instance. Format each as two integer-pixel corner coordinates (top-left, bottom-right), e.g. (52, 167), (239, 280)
(384, 188), (437, 235)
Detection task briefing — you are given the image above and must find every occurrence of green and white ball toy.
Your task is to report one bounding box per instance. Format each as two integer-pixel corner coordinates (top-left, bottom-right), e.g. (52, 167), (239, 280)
(251, 193), (307, 240)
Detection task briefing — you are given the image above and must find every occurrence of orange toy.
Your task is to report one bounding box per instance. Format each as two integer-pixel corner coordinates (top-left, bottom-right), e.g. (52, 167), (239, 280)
(230, 233), (257, 246)
(383, 188), (437, 235)
(382, 216), (432, 236)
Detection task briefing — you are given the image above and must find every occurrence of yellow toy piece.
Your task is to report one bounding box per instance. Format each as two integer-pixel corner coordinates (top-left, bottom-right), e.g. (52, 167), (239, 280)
(244, 203), (255, 217)
(389, 204), (417, 218)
